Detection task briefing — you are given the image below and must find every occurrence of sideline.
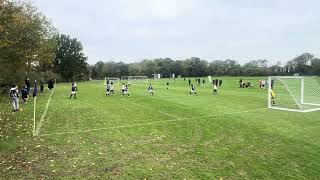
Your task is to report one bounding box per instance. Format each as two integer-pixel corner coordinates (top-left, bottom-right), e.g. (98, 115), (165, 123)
(33, 86), (56, 136)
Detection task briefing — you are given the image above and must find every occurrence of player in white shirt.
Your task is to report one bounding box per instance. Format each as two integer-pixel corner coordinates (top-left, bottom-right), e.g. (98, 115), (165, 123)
(148, 84), (154, 95)
(106, 82), (111, 96)
(213, 84), (218, 95)
(110, 82), (114, 95)
(189, 84), (197, 95)
(121, 83), (126, 95)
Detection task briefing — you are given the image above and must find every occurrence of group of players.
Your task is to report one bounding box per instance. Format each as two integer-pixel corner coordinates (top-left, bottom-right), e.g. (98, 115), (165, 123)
(102, 78), (220, 97)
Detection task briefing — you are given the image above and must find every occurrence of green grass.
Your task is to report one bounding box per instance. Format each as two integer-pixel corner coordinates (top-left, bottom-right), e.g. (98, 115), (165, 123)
(1, 77), (320, 179)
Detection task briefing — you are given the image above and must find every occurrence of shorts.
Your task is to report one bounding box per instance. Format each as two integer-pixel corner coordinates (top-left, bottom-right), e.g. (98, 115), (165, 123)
(190, 90), (195, 93)
(148, 90), (153, 93)
(71, 91), (76, 95)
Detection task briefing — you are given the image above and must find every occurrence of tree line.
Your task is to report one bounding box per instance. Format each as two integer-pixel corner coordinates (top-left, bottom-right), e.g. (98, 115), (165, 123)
(90, 53), (320, 79)
(0, 0), (88, 92)
(1, 0), (319, 94)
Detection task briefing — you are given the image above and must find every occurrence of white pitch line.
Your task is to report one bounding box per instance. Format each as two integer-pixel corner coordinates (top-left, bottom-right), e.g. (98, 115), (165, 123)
(39, 108), (268, 137)
(34, 87), (56, 136)
(122, 99), (180, 119)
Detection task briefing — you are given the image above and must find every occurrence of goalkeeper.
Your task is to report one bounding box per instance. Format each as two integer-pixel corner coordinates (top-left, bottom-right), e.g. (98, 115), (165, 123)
(270, 89), (276, 105)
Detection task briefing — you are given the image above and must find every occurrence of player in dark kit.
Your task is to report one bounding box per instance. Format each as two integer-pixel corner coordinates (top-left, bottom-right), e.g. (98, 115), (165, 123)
(21, 85), (29, 103)
(69, 82), (77, 99)
(166, 82), (169, 90)
(40, 78), (45, 93)
(25, 78), (31, 94)
(48, 79), (54, 90)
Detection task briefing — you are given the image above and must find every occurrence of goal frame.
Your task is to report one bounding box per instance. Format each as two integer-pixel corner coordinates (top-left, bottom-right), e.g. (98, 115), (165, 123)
(121, 76), (149, 82)
(105, 77), (120, 85)
(268, 76), (320, 112)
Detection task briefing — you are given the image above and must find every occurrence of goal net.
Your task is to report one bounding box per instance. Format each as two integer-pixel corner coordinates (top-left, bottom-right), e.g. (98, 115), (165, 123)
(268, 76), (320, 112)
(121, 76), (149, 83)
(105, 77), (120, 85)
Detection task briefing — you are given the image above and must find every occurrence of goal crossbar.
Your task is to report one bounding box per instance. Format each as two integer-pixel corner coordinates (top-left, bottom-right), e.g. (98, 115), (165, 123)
(268, 76), (320, 113)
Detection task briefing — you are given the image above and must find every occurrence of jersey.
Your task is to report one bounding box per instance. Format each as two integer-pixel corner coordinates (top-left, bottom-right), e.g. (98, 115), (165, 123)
(71, 85), (77, 92)
(106, 84), (111, 90)
(213, 85), (217, 90)
(9, 88), (19, 98)
(271, 90), (276, 98)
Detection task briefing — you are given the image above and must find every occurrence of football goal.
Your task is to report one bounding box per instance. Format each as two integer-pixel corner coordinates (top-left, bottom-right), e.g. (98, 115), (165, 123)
(105, 77), (120, 85)
(121, 76), (149, 83)
(268, 76), (320, 112)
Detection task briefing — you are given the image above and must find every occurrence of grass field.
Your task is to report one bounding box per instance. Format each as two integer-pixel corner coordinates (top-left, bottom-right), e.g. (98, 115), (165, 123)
(1, 77), (320, 179)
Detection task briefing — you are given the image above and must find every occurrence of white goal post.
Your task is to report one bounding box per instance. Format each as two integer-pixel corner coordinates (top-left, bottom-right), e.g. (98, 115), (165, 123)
(268, 76), (320, 112)
(121, 76), (149, 83)
(105, 77), (120, 85)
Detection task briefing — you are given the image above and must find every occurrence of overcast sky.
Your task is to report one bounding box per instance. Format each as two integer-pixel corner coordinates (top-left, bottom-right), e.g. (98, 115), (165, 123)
(33, 0), (320, 65)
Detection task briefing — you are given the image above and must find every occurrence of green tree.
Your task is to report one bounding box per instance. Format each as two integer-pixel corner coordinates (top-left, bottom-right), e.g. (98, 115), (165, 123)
(311, 58), (320, 75)
(286, 53), (313, 75)
(0, 0), (57, 87)
(243, 59), (269, 76)
(54, 34), (88, 81)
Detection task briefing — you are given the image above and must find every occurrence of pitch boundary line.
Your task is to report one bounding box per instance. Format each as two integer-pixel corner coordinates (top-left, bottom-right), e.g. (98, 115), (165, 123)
(34, 87), (56, 136)
(39, 108), (268, 137)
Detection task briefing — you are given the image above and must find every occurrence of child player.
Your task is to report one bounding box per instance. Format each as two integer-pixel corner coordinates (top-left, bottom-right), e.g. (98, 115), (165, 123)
(21, 85), (29, 103)
(9, 85), (19, 112)
(148, 84), (154, 95)
(213, 84), (218, 95)
(69, 82), (77, 99)
(110, 82), (115, 95)
(106, 82), (111, 96)
(121, 83), (126, 95)
(124, 84), (130, 96)
(189, 84), (197, 96)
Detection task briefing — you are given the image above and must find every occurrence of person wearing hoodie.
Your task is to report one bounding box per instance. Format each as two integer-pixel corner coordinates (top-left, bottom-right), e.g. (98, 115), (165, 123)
(9, 85), (19, 112)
